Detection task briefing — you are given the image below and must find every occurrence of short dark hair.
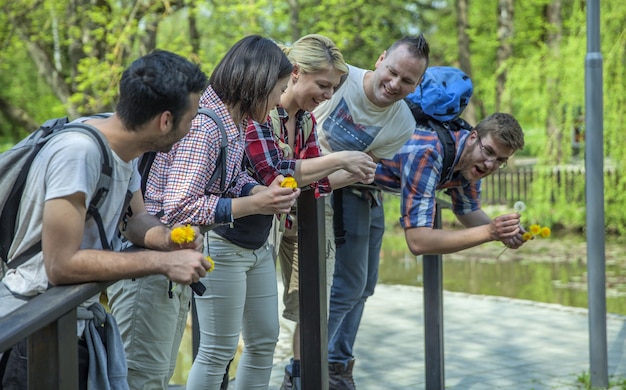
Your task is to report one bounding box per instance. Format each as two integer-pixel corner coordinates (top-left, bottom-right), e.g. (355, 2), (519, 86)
(209, 35), (293, 120)
(387, 34), (431, 68)
(116, 50), (207, 131)
(475, 112), (525, 151)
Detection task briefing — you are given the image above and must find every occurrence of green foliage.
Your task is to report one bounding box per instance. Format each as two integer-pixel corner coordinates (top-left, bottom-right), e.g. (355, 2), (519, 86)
(1, 0), (626, 232)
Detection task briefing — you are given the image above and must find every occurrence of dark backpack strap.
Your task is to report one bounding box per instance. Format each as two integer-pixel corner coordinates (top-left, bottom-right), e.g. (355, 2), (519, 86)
(5, 242), (42, 270)
(88, 206), (111, 251)
(66, 123), (114, 251)
(198, 108), (229, 192)
(430, 120), (456, 184)
(138, 152), (157, 196)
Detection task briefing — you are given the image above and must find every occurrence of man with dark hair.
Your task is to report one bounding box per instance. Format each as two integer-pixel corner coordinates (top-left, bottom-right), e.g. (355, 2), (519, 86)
(0, 50), (210, 389)
(312, 35), (430, 389)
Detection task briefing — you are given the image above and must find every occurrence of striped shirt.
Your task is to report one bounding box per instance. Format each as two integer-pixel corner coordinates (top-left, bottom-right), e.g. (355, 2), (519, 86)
(244, 106), (331, 197)
(375, 126), (481, 229)
(144, 86), (257, 226)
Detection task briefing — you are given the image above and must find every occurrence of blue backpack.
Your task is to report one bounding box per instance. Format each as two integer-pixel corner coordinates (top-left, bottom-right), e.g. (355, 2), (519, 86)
(405, 66), (474, 183)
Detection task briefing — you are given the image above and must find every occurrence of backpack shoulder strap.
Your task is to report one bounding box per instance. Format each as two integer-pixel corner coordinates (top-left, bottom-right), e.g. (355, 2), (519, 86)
(269, 108), (293, 158)
(301, 112), (314, 141)
(429, 120), (456, 184)
(268, 108), (314, 159)
(70, 123), (114, 250)
(138, 151), (157, 196)
(198, 107), (228, 192)
(269, 108), (282, 138)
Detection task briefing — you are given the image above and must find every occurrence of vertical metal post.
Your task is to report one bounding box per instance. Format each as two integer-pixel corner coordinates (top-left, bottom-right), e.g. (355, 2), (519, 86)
(423, 203), (444, 389)
(297, 189), (328, 390)
(585, 0), (608, 387)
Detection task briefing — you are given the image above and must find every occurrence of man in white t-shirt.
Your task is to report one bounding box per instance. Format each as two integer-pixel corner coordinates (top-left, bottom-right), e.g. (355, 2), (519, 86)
(0, 50), (211, 389)
(312, 35), (430, 389)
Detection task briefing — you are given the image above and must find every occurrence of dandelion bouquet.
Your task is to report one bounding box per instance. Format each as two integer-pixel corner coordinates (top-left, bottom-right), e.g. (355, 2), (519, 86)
(171, 224), (195, 245)
(280, 177), (298, 189)
(497, 201), (551, 259)
(524, 223), (551, 241)
(170, 224), (215, 273)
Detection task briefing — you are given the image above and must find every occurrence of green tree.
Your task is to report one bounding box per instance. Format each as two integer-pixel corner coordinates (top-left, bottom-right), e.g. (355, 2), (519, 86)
(1, 0), (626, 232)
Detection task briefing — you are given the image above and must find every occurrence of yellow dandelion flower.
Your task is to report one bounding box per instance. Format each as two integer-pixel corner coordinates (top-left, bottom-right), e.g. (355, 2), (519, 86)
(206, 255), (215, 273)
(522, 232), (534, 241)
(540, 226), (551, 238)
(529, 224), (541, 235)
(280, 177), (298, 189)
(171, 224), (195, 244)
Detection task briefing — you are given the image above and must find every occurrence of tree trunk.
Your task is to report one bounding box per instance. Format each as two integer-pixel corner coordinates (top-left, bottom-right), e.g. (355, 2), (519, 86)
(0, 96), (40, 137)
(544, 0), (563, 163)
(140, 13), (159, 55)
(21, 36), (79, 118)
(188, 5), (200, 55)
(495, 0), (513, 113)
(456, 0), (479, 124)
(287, 0), (301, 43)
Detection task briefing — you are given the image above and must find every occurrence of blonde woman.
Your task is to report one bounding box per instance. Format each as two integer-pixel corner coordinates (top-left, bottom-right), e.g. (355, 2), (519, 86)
(244, 34), (376, 389)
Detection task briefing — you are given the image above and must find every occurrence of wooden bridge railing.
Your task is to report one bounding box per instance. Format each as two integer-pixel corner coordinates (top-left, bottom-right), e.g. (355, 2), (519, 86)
(0, 280), (114, 390)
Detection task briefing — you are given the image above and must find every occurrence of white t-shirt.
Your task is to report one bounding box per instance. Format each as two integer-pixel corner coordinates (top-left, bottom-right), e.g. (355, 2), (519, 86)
(313, 64), (416, 160)
(2, 126), (140, 299)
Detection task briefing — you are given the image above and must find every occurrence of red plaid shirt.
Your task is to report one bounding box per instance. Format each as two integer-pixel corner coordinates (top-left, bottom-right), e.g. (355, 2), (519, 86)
(244, 106), (331, 197)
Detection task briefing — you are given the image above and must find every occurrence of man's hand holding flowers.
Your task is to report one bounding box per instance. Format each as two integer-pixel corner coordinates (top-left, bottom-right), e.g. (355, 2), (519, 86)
(170, 224), (203, 252)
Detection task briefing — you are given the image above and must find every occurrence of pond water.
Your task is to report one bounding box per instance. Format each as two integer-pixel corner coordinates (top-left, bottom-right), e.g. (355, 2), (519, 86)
(170, 220), (626, 384)
(379, 229), (626, 316)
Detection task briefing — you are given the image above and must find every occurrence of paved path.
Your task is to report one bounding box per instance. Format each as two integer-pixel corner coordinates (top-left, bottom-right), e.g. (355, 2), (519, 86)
(268, 283), (626, 389)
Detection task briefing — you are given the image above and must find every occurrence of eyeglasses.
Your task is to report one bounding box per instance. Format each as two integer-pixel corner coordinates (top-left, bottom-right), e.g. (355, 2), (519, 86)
(477, 136), (508, 169)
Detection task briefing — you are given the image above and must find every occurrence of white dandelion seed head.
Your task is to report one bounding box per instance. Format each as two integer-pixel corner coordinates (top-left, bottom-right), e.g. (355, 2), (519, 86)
(514, 201), (526, 213)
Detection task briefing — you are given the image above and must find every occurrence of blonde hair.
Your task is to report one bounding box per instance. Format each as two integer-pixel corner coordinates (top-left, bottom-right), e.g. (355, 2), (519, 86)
(280, 34), (348, 76)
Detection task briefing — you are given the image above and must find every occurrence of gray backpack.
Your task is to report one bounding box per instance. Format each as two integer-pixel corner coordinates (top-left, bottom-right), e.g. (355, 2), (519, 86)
(0, 116), (113, 270)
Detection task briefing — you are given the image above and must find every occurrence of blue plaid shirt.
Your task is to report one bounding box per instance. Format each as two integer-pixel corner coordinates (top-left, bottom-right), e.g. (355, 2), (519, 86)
(375, 126), (481, 229)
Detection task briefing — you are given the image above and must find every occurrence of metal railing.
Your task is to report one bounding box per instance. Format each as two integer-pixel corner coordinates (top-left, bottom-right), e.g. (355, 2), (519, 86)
(480, 165), (605, 205)
(0, 281), (113, 389)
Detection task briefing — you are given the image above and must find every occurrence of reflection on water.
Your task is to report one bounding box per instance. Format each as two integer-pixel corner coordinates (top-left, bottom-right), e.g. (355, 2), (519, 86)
(379, 234), (626, 316)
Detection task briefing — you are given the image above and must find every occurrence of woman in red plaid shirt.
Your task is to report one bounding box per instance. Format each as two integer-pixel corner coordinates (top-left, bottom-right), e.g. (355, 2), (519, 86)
(244, 34), (377, 390)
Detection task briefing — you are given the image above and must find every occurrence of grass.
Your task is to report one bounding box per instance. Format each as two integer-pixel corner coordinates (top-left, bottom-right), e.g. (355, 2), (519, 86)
(576, 371), (626, 389)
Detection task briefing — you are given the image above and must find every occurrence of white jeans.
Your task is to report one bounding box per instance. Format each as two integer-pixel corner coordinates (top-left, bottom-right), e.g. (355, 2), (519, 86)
(185, 231), (279, 390)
